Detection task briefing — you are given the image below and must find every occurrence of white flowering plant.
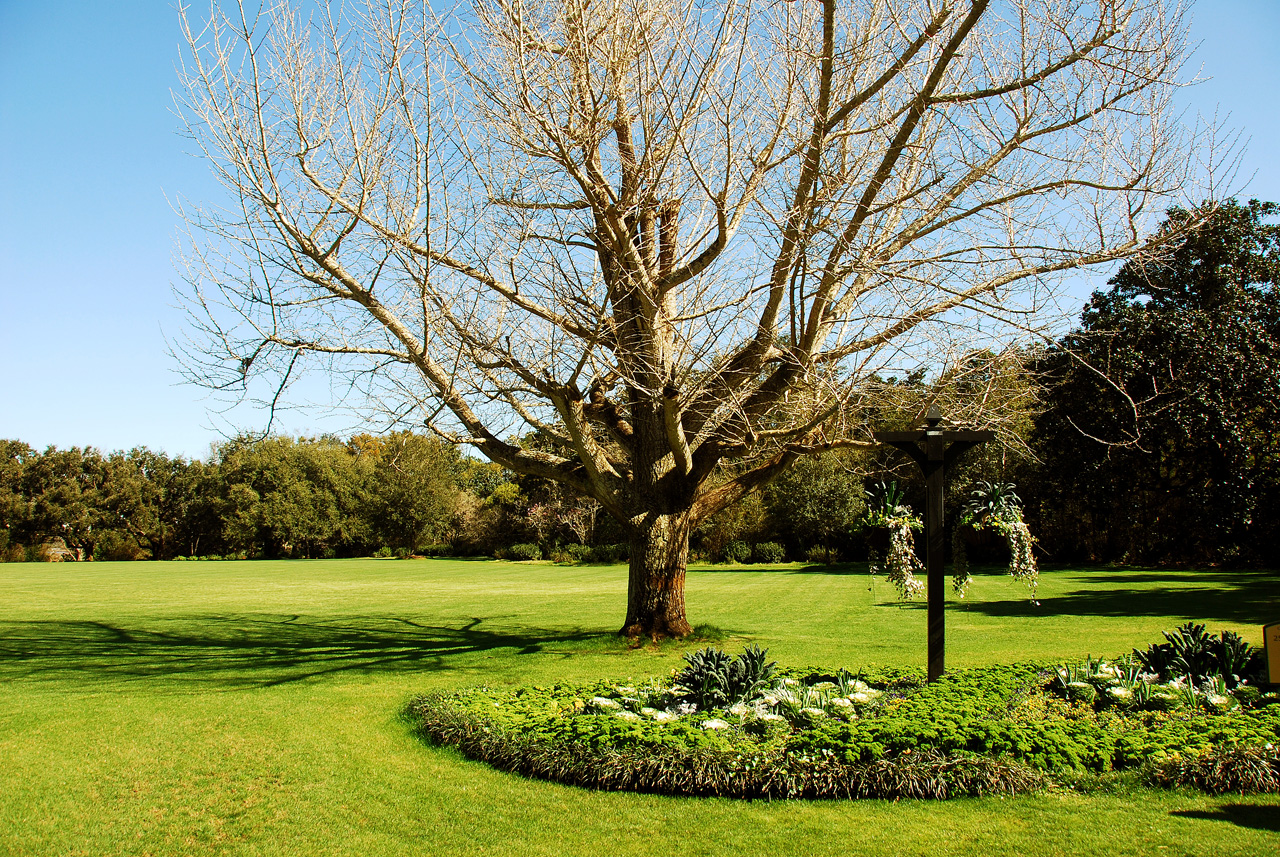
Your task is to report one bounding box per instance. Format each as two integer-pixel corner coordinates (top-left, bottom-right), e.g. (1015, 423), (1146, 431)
(952, 481), (1038, 602)
(560, 650), (895, 733)
(863, 482), (926, 600)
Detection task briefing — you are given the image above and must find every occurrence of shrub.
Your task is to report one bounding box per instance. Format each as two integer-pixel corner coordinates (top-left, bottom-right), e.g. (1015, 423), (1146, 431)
(722, 541), (751, 564)
(507, 543), (542, 561)
(1132, 622), (1266, 688)
(590, 543), (627, 564)
(753, 542), (785, 564)
(561, 544), (593, 562)
(806, 546), (839, 565)
(373, 546), (394, 558)
(416, 543), (452, 557)
(407, 692), (1043, 800)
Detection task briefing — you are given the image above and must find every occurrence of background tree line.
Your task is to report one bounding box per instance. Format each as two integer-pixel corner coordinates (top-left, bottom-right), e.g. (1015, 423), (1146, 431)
(4, 201), (1275, 568)
(0, 432), (464, 562)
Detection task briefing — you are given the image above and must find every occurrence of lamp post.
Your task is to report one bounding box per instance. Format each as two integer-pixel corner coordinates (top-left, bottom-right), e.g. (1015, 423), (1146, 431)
(874, 406), (993, 682)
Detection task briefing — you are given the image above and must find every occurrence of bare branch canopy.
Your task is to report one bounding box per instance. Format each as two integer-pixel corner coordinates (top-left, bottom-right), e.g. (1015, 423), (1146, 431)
(175, 0), (1220, 636)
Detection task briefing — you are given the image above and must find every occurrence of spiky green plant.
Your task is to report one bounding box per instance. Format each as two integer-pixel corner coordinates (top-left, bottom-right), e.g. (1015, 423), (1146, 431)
(674, 645), (777, 710)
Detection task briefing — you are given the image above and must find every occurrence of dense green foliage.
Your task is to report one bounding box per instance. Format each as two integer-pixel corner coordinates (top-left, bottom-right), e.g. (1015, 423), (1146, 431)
(411, 639), (1280, 799)
(764, 454), (866, 557)
(0, 439), (223, 561)
(674, 644), (777, 710)
(0, 432), (462, 560)
(1029, 199), (1280, 566)
(752, 541), (786, 564)
(1130, 622), (1265, 688)
(409, 684), (1042, 800)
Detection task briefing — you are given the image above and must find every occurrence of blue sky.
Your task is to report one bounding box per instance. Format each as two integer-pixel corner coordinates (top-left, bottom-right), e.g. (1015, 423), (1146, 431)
(2, 1), (1278, 459)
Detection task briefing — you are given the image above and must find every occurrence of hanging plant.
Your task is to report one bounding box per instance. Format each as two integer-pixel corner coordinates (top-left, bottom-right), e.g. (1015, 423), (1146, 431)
(863, 482), (925, 600)
(952, 481), (1038, 602)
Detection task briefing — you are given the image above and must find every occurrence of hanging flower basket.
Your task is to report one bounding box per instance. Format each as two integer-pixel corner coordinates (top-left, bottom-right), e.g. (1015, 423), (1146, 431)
(873, 516), (925, 600)
(952, 482), (1039, 603)
(861, 481), (925, 600)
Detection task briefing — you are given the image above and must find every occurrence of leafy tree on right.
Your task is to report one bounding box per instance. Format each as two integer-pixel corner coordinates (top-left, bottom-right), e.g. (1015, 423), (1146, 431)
(1032, 200), (1280, 566)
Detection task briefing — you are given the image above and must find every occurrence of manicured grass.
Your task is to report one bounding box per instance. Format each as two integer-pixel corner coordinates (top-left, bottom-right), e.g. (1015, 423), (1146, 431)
(0, 558), (1276, 856)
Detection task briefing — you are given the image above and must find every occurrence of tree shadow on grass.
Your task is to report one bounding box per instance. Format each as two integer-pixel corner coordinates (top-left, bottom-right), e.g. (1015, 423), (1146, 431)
(0, 615), (611, 689)
(950, 568), (1277, 625)
(1045, 568), (1278, 586)
(1169, 804), (1280, 832)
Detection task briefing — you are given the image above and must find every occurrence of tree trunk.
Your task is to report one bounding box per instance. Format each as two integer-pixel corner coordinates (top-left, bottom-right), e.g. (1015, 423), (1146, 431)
(620, 512), (694, 639)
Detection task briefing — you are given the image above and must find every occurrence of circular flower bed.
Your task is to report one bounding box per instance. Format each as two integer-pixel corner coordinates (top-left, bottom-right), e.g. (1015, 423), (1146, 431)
(407, 637), (1280, 800)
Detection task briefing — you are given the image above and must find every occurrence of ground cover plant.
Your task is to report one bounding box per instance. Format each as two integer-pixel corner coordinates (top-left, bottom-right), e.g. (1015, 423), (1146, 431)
(410, 631), (1279, 800)
(1, 558), (1278, 856)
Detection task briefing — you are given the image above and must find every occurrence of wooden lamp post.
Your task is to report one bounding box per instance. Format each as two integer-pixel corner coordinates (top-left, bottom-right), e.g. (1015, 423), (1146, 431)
(874, 406), (993, 682)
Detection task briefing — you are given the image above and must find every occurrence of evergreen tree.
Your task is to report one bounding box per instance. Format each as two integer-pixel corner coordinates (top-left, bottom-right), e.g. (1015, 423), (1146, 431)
(1033, 200), (1280, 565)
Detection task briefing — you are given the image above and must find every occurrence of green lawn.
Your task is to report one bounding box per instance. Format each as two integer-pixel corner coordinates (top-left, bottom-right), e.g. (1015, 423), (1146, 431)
(0, 558), (1276, 856)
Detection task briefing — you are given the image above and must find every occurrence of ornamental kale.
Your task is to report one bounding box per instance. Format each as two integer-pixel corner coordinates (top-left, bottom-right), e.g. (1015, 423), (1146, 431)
(675, 645), (778, 711)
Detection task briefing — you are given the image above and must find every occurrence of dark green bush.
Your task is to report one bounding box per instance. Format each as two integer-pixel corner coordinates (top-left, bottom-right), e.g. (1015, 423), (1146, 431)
(92, 532), (149, 562)
(506, 543), (542, 561)
(674, 645), (776, 710)
(1133, 622), (1264, 688)
(589, 543), (627, 563)
(753, 542), (785, 564)
(722, 541), (751, 564)
(1217, 631), (1260, 681)
(805, 546), (838, 564)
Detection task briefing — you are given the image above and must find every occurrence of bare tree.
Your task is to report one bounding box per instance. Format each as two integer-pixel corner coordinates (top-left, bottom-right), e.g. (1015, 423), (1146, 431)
(176, 0), (1213, 637)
